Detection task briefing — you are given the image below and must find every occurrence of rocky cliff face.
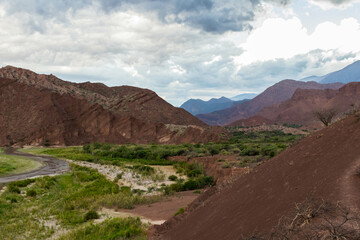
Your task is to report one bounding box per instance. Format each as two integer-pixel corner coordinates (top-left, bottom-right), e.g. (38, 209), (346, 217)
(197, 80), (344, 126)
(0, 67), (224, 146)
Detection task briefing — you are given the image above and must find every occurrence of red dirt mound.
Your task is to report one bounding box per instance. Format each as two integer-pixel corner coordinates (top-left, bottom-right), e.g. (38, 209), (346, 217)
(0, 77), (224, 146)
(152, 114), (360, 239)
(197, 80), (343, 126)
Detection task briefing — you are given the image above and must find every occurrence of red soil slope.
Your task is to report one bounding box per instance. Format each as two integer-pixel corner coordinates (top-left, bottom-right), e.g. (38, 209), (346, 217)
(253, 82), (360, 127)
(197, 80), (343, 126)
(0, 66), (205, 127)
(228, 115), (274, 127)
(152, 114), (360, 239)
(0, 77), (224, 146)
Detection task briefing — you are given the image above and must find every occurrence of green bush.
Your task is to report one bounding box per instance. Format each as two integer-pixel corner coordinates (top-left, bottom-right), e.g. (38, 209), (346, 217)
(168, 175), (178, 181)
(26, 189), (37, 197)
(240, 147), (260, 156)
(174, 207), (185, 216)
(182, 180), (198, 191)
(84, 210), (99, 221)
(9, 179), (35, 188)
(261, 145), (278, 157)
(7, 184), (20, 194)
(35, 176), (56, 189)
(169, 182), (182, 192)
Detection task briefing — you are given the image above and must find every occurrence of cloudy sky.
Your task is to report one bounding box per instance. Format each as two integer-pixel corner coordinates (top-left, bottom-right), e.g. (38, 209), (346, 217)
(1, 0), (360, 106)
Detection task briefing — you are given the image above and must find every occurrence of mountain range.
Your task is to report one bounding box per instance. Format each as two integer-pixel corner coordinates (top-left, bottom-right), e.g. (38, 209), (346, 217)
(231, 82), (360, 127)
(299, 60), (360, 84)
(180, 97), (249, 115)
(197, 80), (344, 126)
(0, 66), (225, 146)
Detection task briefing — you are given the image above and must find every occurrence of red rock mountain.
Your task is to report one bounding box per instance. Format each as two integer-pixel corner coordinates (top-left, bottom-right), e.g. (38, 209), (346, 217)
(0, 66), (224, 146)
(247, 82), (360, 127)
(197, 80), (344, 126)
(152, 113), (360, 239)
(0, 65), (205, 126)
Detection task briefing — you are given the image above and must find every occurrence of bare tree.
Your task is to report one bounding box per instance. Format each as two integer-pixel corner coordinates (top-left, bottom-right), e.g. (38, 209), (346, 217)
(313, 108), (337, 126)
(240, 199), (360, 240)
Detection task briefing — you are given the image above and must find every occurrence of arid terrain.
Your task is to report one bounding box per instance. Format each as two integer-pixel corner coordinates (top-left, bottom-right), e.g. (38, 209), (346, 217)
(0, 67), (226, 146)
(1, 65), (360, 240)
(151, 113), (360, 239)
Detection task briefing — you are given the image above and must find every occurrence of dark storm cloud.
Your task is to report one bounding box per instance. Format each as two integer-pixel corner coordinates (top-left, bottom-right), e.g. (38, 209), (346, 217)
(0, 0), (289, 33)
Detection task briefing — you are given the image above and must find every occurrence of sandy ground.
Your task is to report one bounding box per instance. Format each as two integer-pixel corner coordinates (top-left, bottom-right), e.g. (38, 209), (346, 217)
(98, 191), (200, 225)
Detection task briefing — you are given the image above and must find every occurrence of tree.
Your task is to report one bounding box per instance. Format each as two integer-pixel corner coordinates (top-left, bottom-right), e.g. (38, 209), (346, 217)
(313, 108), (337, 126)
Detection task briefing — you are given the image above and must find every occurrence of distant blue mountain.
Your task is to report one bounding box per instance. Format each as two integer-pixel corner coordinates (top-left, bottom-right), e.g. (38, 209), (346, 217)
(180, 96), (249, 115)
(299, 60), (360, 84)
(319, 60), (360, 84)
(299, 75), (324, 82)
(230, 93), (257, 101)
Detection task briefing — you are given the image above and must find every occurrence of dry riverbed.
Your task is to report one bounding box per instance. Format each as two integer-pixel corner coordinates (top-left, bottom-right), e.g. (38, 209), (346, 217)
(65, 159), (184, 194)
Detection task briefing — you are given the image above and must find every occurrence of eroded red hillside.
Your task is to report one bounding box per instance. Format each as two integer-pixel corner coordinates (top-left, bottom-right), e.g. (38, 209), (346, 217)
(0, 75), (223, 146)
(0, 65), (206, 127)
(250, 82), (360, 127)
(152, 114), (360, 239)
(197, 80), (343, 126)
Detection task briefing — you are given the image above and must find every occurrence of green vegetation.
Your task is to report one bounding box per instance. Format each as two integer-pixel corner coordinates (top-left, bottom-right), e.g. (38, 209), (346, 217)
(0, 165), (158, 239)
(168, 175), (178, 181)
(0, 147), (4, 153)
(1, 130), (302, 239)
(174, 207), (185, 216)
(84, 210), (100, 221)
(22, 131), (300, 169)
(282, 123), (303, 129)
(0, 154), (43, 176)
(59, 217), (146, 240)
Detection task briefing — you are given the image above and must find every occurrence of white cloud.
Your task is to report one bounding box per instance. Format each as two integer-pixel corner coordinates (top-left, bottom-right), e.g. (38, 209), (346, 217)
(308, 0), (360, 9)
(235, 16), (360, 69)
(0, 0), (360, 106)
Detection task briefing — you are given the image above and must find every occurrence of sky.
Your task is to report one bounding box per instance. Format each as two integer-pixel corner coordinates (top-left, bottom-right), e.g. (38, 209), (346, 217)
(1, 0), (360, 106)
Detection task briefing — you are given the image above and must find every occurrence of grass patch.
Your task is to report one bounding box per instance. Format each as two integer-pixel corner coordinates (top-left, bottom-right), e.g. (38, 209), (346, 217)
(58, 217), (146, 240)
(0, 164), (158, 239)
(0, 154), (43, 176)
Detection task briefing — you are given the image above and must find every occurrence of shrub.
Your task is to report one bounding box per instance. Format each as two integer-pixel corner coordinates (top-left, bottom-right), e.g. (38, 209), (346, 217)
(261, 145), (278, 157)
(240, 147), (260, 156)
(182, 180), (198, 191)
(168, 175), (178, 181)
(26, 189), (37, 197)
(174, 207), (185, 216)
(169, 182), (183, 192)
(163, 186), (173, 196)
(7, 184), (20, 194)
(84, 210), (99, 221)
(10, 179), (35, 188)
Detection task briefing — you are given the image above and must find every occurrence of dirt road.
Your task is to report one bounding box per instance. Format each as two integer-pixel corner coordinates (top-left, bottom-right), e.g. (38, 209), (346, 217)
(0, 149), (69, 183)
